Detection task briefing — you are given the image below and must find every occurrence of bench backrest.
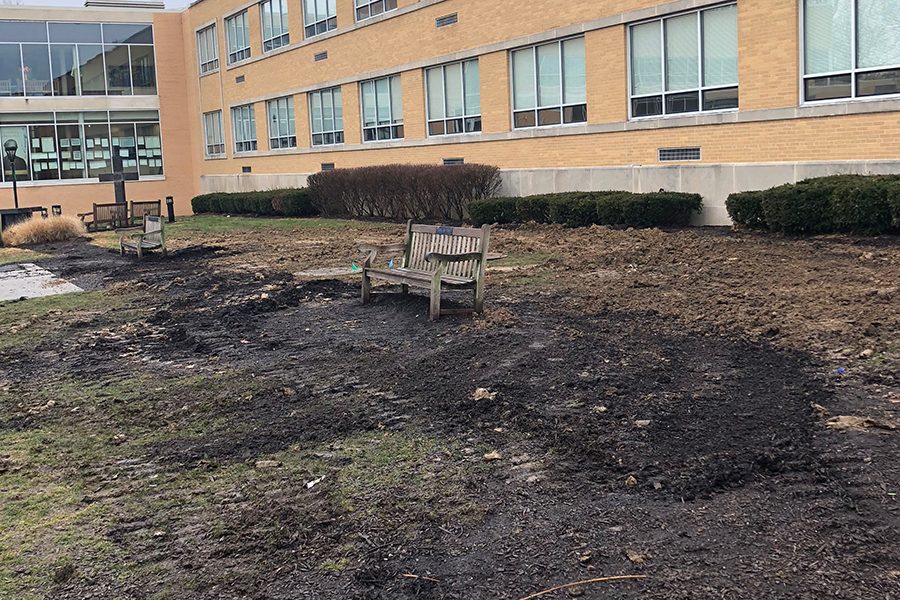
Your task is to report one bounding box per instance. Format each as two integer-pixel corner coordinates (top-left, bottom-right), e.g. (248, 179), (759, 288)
(404, 222), (489, 279)
(144, 215), (163, 244)
(131, 199), (161, 219)
(94, 202), (127, 225)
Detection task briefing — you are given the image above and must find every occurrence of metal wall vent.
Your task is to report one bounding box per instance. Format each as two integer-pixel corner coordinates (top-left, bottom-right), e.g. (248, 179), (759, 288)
(235, 75), (245, 83)
(241, 166), (252, 173)
(658, 147), (701, 162)
(321, 162), (335, 171)
(443, 157), (464, 166)
(314, 51), (328, 62)
(436, 13), (458, 27)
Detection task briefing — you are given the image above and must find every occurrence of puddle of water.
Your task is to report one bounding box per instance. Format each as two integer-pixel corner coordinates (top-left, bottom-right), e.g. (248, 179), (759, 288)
(0, 263), (83, 302)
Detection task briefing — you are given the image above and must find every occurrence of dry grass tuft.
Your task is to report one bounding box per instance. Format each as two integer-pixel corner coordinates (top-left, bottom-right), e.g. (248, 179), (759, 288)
(2, 216), (86, 246)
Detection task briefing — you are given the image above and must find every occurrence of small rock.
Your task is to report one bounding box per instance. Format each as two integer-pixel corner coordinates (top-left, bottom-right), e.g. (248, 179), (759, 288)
(625, 549), (647, 564)
(859, 252), (874, 261)
(811, 403), (830, 417)
(525, 475), (541, 484)
(254, 460), (281, 469)
(652, 480), (664, 490)
(859, 348), (875, 359)
(591, 405), (608, 414)
(578, 551), (592, 564)
(625, 475), (638, 487)
(153, 530), (167, 538)
(483, 451), (503, 461)
(567, 587), (585, 597)
(473, 388), (497, 401)
(634, 420), (651, 428)
(827, 415), (896, 431)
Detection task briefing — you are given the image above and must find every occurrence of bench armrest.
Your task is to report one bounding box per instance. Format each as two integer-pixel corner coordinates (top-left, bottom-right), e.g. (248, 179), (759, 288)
(425, 251), (483, 264)
(358, 242), (406, 268)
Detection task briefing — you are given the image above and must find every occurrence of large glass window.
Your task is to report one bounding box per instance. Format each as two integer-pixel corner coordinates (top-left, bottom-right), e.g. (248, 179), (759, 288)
(360, 75), (403, 141)
(197, 25), (218, 75)
(309, 87), (344, 146)
(232, 104), (257, 153)
(267, 97), (296, 149)
(511, 37), (586, 129)
(226, 11), (251, 64)
(355, 0), (397, 21)
(0, 110), (162, 184)
(261, 0), (290, 52)
(426, 60), (481, 136)
(630, 4), (738, 118)
(804, 0), (900, 101)
(203, 111), (225, 157)
(304, 0), (337, 38)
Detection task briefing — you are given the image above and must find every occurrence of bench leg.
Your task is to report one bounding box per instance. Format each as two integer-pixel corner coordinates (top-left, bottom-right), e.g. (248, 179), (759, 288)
(430, 275), (442, 321)
(136, 245), (143, 260)
(119, 243), (125, 257)
(401, 284), (409, 295)
(474, 281), (485, 314)
(361, 270), (371, 304)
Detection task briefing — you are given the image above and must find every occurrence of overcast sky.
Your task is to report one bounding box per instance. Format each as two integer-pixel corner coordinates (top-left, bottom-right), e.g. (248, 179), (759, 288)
(8, 0), (192, 8)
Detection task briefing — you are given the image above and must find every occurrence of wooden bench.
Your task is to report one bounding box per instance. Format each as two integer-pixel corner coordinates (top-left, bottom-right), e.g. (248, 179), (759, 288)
(359, 221), (490, 321)
(129, 199), (162, 226)
(120, 215), (166, 259)
(79, 202), (129, 232)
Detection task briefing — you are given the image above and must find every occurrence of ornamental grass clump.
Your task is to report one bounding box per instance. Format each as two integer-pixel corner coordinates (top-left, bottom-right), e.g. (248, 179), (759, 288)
(2, 216), (86, 246)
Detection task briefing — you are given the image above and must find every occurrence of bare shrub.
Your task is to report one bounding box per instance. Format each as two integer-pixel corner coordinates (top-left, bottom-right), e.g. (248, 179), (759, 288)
(2, 216), (86, 246)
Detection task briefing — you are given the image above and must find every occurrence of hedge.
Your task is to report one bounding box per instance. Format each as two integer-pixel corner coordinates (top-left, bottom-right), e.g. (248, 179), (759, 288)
(726, 175), (900, 234)
(469, 191), (702, 228)
(191, 189), (316, 217)
(307, 163), (501, 221)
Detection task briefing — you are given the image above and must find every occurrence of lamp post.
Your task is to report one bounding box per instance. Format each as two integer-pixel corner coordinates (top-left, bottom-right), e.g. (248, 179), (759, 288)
(3, 140), (19, 209)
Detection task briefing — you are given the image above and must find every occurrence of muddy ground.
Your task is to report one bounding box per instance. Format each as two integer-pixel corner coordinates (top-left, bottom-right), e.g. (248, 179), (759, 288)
(1, 217), (898, 599)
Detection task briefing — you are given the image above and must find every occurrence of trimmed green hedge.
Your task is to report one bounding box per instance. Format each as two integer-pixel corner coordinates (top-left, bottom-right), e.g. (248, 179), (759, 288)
(469, 191), (702, 228)
(191, 189), (317, 217)
(727, 175), (900, 234)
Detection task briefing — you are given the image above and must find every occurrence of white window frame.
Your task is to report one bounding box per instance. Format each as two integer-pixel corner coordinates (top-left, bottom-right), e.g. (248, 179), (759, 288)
(225, 11), (251, 65)
(266, 96), (296, 149)
(359, 75), (403, 142)
(425, 59), (482, 137)
(627, 3), (739, 120)
(355, 0), (397, 22)
(231, 104), (257, 153)
(260, 0), (290, 53)
(203, 110), (225, 157)
(309, 87), (344, 146)
(509, 37), (588, 130)
(304, 0), (337, 38)
(196, 24), (219, 75)
(800, 0), (900, 104)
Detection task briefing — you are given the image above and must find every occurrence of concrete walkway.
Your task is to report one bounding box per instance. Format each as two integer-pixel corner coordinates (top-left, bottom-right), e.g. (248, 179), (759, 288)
(0, 263), (83, 302)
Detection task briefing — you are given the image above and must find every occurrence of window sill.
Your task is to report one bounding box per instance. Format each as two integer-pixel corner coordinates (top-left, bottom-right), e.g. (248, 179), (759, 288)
(227, 56), (253, 68)
(629, 107), (738, 122)
(199, 69), (220, 78)
(204, 155), (228, 160)
(512, 121), (589, 132)
(800, 92), (900, 108)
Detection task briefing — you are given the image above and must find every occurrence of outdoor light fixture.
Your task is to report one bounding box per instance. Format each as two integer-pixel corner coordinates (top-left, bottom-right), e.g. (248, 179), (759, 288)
(3, 139), (19, 209)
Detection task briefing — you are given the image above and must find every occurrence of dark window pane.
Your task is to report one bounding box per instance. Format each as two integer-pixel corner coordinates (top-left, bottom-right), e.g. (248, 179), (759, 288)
(702, 87), (739, 110)
(305, 25), (315, 37)
(446, 118), (463, 134)
(130, 45), (156, 95)
(857, 69), (900, 98)
(464, 117), (481, 132)
(537, 107), (562, 126)
(385, 0), (397, 9)
(50, 44), (78, 96)
(324, 132), (334, 144)
(312, 133), (323, 145)
(103, 23), (153, 45)
(391, 125), (404, 138)
(49, 23), (102, 44)
(0, 44), (24, 96)
(21, 44), (51, 96)
(514, 110), (536, 128)
(563, 104), (587, 123)
(632, 96), (663, 117)
(428, 121), (445, 136)
(665, 91), (700, 114)
(0, 21), (47, 43)
(371, 1), (384, 16)
(335, 131), (343, 143)
(110, 123), (138, 175)
(84, 123), (112, 178)
(57, 124), (85, 179)
(327, 17), (337, 30)
(804, 75), (852, 101)
(357, 6), (369, 19)
(377, 126), (390, 140)
(78, 44), (107, 95)
(29, 125), (59, 180)
(105, 45), (132, 95)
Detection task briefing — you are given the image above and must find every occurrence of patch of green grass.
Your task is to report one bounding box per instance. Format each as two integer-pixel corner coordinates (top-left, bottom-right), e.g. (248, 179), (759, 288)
(0, 247), (50, 266)
(164, 215), (397, 236)
(319, 558), (351, 573)
(0, 290), (137, 351)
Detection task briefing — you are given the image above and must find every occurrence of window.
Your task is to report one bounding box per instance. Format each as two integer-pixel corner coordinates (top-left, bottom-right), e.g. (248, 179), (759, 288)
(203, 111), (225, 157)
(629, 4), (738, 118)
(511, 37), (586, 128)
(232, 104), (257, 152)
(304, 0), (337, 38)
(226, 11), (251, 64)
(260, 0), (290, 52)
(355, 0), (397, 21)
(309, 87), (344, 146)
(0, 110), (162, 184)
(197, 24), (218, 74)
(360, 75), (403, 141)
(804, 0), (900, 102)
(267, 97), (296, 149)
(0, 21), (155, 97)
(426, 60), (481, 136)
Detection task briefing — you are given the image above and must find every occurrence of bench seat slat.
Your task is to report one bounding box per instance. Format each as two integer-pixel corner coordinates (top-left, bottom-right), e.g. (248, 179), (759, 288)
(366, 268), (476, 289)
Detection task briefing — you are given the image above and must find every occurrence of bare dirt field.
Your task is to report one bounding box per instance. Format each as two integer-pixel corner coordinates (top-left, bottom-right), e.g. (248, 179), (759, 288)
(1, 217), (898, 599)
